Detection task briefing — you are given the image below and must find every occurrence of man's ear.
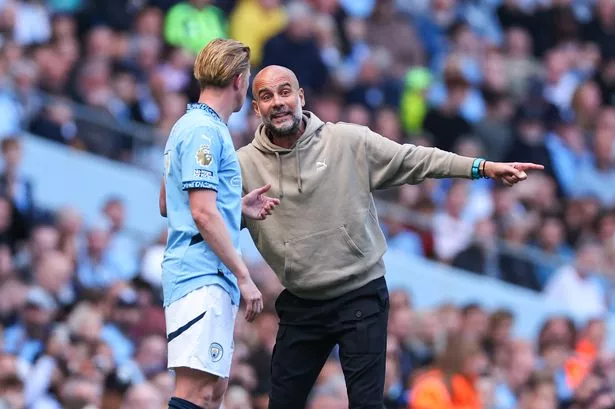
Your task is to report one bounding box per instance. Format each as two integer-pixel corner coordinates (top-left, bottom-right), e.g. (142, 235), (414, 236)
(252, 99), (261, 118)
(233, 73), (243, 91)
(299, 88), (305, 107)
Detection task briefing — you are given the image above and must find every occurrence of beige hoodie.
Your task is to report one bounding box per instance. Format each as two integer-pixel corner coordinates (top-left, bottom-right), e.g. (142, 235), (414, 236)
(237, 111), (476, 300)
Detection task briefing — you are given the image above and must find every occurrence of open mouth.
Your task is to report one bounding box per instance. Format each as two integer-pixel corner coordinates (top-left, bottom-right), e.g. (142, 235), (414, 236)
(271, 112), (291, 121)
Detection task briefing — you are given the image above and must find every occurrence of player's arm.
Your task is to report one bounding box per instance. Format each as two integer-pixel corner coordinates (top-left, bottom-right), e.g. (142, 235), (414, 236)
(181, 127), (262, 321)
(189, 189), (262, 322)
(189, 190), (248, 277)
(159, 177), (167, 218)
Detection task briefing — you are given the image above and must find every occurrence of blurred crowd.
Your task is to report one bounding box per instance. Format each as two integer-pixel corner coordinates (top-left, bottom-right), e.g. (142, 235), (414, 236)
(1, 0), (615, 408)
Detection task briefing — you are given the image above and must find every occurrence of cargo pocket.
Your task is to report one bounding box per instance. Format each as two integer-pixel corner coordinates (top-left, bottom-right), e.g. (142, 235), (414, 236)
(338, 297), (387, 355)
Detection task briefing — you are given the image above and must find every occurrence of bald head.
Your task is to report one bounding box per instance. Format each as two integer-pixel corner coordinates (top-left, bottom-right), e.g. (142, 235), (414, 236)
(252, 65), (305, 140)
(252, 65), (299, 97)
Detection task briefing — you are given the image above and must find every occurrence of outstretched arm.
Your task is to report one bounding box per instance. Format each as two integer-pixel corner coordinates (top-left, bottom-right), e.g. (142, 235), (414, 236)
(365, 128), (543, 189)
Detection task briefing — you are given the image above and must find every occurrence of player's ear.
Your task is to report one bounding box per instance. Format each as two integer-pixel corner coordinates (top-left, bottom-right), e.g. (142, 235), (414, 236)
(233, 73), (243, 91)
(299, 88), (305, 107)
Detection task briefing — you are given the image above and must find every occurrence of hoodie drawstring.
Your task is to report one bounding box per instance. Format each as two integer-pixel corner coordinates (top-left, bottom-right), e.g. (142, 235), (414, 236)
(266, 121), (324, 198)
(273, 149), (302, 198)
(295, 146), (303, 193)
(274, 151), (284, 199)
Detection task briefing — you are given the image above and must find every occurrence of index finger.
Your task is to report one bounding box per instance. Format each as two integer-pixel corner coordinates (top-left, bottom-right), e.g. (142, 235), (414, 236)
(516, 163), (544, 171)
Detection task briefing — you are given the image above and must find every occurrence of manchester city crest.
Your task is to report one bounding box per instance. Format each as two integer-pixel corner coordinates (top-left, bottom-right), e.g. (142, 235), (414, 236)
(209, 342), (223, 362)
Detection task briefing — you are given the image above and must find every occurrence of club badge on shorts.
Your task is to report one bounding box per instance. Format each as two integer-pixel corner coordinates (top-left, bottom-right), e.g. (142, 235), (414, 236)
(209, 342), (223, 362)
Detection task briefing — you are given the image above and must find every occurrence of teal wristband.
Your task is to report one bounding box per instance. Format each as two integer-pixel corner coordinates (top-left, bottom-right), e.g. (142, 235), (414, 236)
(471, 158), (484, 180)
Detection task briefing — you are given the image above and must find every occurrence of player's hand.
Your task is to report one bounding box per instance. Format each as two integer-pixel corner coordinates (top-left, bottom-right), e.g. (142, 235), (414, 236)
(242, 184), (280, 220)
(483, 161), (544, 187)
(238, 276), (263, 322)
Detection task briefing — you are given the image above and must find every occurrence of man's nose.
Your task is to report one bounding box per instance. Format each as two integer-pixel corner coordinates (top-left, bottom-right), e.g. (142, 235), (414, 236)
(272, 94), (284, 107)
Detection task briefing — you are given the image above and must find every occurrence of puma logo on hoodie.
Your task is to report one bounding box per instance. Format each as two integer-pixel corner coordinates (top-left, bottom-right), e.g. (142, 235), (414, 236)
(237, 112), (475, 300)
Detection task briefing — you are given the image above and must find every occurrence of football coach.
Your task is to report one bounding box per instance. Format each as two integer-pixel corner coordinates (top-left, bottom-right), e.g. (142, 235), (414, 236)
(237, 65), (543, 409)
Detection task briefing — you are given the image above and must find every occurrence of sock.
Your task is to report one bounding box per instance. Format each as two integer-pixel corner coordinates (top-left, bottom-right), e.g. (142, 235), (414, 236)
(168, 396), (204, 409)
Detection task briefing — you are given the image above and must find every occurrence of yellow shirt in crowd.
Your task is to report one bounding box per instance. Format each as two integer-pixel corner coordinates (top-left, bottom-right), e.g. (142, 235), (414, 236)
(229, 0), (287, 67)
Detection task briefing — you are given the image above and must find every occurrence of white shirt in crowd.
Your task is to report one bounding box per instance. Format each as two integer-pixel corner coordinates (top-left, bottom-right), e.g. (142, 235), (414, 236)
(544, 265), (607, 320)
(433, 212), (474, 262)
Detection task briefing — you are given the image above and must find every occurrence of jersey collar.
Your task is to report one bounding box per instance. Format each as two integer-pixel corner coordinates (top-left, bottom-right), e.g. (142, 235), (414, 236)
(187, 103), (223, 123)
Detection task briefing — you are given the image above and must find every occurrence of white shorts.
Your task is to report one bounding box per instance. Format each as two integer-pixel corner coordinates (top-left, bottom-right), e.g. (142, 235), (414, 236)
(165, 284), (238, 378)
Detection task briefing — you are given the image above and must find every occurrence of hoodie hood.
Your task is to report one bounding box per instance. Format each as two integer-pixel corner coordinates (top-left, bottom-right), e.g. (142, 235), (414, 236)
(251, 111), (325, 198)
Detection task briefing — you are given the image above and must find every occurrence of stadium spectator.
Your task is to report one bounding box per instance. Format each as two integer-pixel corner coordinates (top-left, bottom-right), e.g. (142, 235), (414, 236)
(544, 242), (608, 320)
(345, 49), (402, 112)
(33, 251), (75, 309)
(0, 137), (34, 219)
(408, 332), (486, 409)
(365, 0), (423, 78)
(452, 218), (499, 277)
(494, 340), (536, 409)
(21, 229), (57, 267)
(101, 197), (139, 282)
(164, 0), (227, 56)
(433, 181), (474, 263)
(55, 206), (82, 267)
(28, 99), (81, 147)
(422, 62), (472, 153)
(58, 377), (102, 409)
(76, 222), (123, 290)
(572, 124), (615, 207)
(229, 0), (287, 68)
(100, 287), (140, 366)
(473, 88), (514, 162)
(260, 1), (328, 95)
(120, 382), (164, 409)
(3, 286), (57, 364)
(516, 371), (558, 409)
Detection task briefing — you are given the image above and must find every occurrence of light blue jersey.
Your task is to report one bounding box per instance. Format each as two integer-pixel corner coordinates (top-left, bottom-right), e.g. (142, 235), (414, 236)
(162, 103), (241, 308)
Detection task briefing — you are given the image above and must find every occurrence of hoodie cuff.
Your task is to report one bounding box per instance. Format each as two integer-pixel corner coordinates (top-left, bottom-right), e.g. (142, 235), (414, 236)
(449, 155), (476, 179)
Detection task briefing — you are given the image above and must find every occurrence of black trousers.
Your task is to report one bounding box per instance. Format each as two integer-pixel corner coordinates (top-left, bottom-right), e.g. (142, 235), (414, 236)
(268, 277), (389, 409)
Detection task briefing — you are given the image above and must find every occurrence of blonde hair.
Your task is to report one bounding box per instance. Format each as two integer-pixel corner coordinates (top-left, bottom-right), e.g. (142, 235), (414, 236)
(193, 38), (250, 89)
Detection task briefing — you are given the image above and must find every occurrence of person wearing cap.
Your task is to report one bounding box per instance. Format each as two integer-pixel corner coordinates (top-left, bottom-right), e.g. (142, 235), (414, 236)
(100, 287), (141, 367)
(237, 65), (544, 409)
(3, 287), (57, 364)
(504, 103), (556, 173)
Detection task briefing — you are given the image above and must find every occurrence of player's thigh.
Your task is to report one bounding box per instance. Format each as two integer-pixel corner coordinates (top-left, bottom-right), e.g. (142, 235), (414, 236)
(268, 324), (335, 409)
(336, 289), (389, 408)
(165, 285), (238, 379)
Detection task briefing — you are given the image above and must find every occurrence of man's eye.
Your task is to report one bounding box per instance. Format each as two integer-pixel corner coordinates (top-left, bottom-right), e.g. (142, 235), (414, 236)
(281, 90), (290, 96)
(262, 95), (271, 101)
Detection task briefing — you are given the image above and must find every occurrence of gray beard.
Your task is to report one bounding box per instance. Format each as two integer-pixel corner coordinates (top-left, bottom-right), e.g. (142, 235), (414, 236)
(266, 115), (302, 139)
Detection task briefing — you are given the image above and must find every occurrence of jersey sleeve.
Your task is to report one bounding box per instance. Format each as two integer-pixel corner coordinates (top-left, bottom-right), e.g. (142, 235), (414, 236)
(179, 126), (223, 191)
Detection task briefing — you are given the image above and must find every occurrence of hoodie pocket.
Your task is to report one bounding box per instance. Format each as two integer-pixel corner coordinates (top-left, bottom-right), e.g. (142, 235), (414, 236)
(283, 225), (365, 290)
